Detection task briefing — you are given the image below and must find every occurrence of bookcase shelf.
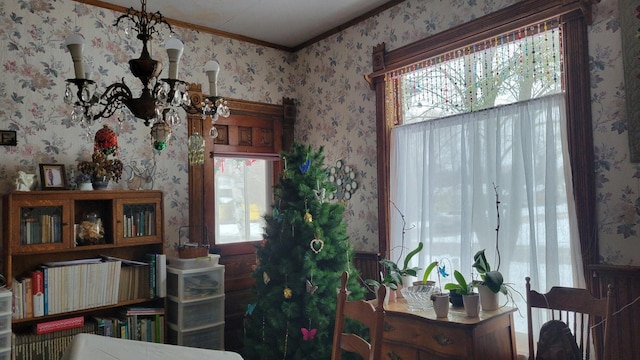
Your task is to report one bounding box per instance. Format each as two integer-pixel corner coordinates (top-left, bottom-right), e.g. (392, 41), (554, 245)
(2, 190), (165, 337)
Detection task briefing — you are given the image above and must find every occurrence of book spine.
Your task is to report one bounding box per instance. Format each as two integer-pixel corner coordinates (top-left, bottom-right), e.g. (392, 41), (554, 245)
(25, 277), (33, 319)
(156, 254), (166, 297)
(42, 267), (48, 315)
(146, 254), (156, 298)
(35, 316), (84, 335)
(32, 270), (44, 317)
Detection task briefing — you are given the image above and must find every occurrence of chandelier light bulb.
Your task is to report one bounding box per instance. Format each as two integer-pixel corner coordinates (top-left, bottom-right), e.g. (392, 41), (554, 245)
(165, 37), (184, 79)
(204, 60), (220, 96)
(65, 33), (85, 79)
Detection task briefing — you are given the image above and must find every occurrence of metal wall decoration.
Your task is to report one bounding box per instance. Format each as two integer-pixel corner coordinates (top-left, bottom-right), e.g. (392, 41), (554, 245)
(327, 160), (358, 201)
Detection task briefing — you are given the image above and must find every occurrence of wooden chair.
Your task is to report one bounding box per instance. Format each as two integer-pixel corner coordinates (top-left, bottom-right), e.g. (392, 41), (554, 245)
(526, 277), (615, 360)
(331, 271), (386, 360)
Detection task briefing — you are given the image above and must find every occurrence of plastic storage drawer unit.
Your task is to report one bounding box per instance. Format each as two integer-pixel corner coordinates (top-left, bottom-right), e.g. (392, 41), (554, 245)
(167, 296), (225, 330)
(167, 266), (224, 301)
(168, 323), (224, 350)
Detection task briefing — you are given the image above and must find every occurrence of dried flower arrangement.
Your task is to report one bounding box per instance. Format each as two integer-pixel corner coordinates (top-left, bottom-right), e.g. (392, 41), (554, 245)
(77, 151), (123, 183)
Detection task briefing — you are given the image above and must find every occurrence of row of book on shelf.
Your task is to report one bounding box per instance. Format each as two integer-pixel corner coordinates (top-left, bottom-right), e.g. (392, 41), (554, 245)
(20, 214), (62, 245)
(123, 208), (156, 238)
(11, 254), (166, 320)
(12, 307), (165, 360)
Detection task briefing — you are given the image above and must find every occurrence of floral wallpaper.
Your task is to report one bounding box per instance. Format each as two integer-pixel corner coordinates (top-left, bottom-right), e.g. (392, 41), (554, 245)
(0, 0), (637, 265)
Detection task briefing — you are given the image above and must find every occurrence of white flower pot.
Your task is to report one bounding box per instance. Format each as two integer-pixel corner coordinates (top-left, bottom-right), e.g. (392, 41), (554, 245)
(78, 182), (93, 191)
(432, 293), (450, 318)
(478, 284), (499, 311)
(462, 293), (480, 317)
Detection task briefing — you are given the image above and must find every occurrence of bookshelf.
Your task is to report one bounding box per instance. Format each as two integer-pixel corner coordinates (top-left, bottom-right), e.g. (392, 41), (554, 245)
(2, 190), (165, 346)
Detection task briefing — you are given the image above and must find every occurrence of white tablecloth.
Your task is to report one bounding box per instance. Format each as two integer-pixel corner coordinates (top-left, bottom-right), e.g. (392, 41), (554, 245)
(61, 333), (244, 360)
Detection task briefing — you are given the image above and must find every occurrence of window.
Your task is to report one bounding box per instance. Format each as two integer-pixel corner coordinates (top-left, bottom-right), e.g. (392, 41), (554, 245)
(213, 157), (273, 244)
(370, 0), (598, 353)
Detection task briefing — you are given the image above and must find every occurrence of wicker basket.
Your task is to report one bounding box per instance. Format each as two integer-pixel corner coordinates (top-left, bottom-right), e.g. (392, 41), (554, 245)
(178, 245), (209, 259)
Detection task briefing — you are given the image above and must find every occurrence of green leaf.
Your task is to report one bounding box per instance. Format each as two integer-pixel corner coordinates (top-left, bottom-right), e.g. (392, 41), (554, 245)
(402, 242), (423, 270)
(483, 271), (504, 293)
(472, 249), (490, 273)
(422, 261), (439, 284)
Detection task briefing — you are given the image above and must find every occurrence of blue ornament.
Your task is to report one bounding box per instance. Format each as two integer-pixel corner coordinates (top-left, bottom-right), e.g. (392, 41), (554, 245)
(299, 158), (311, 174)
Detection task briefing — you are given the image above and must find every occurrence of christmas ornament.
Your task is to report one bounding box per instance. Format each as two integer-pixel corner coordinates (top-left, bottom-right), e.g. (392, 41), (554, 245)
(303, 199), (312, 223)
(273, 208), (283, 222)
(305, 280), (318, 294)
(304, 211), (313, 223)
(283, 287), (292, 299)
(301, 328), (317, 341)
(314, 188), (326, 203)
(263, 272), (271, 284)
(246, 303), (256, 315)
(150, 120), (172, 151)
(299, 157), (311, 174)
(310, 237), (324, 254)
(94, 124), (118, 155)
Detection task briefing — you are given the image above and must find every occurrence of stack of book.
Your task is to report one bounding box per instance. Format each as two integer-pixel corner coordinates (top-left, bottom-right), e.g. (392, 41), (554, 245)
(94, 307), (165, 343)
(11, 258), (122, 319)
(13, 317), (97, 360)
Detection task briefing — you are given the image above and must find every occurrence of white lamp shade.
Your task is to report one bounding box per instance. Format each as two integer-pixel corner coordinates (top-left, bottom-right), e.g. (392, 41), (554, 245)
(165, 38), (184, 79)
(204, 60), (220, 96)
(64, 33), (85, 47)
(65, 33), (85, 79)
(204, 60), (220, 73)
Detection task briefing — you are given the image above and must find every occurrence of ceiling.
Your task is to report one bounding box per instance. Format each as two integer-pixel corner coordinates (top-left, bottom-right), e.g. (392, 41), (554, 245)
(85, 0), (400, 51)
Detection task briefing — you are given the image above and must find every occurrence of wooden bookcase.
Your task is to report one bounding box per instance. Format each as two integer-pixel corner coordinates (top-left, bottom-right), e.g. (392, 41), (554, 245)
(2, 190), (165, 333)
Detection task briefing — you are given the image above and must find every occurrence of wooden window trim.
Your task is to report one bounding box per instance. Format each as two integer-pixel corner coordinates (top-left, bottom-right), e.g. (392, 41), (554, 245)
(187, 83), (296, 253)
(368, 0), (599, 281)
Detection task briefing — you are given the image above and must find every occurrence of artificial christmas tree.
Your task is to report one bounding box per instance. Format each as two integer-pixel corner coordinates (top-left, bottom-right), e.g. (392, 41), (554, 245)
(243, 143), (365, 360)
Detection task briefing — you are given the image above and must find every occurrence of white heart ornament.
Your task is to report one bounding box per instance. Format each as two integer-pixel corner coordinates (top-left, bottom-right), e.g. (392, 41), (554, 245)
(310, 238), (324, 254)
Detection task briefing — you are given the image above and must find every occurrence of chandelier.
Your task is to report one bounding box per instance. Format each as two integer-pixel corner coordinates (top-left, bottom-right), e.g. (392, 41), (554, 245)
(63, 0), (230, 150)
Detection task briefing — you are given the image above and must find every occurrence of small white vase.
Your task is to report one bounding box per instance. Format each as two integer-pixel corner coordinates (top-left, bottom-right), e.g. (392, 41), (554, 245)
(78, 182), (93, 191)
(478, 284), (499, 311)
(432, 293), (450, 318)
(462, 293), (480, 317)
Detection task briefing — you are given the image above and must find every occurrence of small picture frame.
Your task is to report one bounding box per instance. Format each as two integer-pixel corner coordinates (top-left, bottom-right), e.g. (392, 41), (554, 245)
(0, 130), (17, 146)
(39, 164), (67, 190)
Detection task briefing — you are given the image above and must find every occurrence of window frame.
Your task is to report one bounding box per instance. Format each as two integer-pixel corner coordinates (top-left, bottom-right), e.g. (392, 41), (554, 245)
(186, 89), (296, 254)
(368, 0), (599, 283)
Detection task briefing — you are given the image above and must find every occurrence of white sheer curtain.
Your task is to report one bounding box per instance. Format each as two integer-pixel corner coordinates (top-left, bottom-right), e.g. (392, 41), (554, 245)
(390, 93), (584, 335)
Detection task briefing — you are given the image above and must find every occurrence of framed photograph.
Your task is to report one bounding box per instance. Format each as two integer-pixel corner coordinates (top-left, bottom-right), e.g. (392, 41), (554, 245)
(0, 130), (17, 146)
(39, 164), (67, 190)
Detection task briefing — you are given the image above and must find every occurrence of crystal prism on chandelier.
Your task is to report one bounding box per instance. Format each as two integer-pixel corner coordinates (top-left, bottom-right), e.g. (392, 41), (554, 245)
(63, 0), (230, 150)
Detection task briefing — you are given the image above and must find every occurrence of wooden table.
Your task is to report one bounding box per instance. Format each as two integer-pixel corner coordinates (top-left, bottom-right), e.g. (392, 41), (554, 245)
(382, 299), (517, 360)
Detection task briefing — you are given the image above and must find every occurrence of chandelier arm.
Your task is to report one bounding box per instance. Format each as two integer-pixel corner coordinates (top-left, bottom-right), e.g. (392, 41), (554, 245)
(92, 82), (134, 120)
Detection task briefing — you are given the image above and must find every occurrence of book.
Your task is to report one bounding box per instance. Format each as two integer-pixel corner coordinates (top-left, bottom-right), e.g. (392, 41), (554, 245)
(145, 254), (157, 298)
(24, 277), (33, 318)
(156, 254), (167, 297)
(12, 277), (23, 319)
(34, 315), (84, 334)
(32, 270), (44, 317)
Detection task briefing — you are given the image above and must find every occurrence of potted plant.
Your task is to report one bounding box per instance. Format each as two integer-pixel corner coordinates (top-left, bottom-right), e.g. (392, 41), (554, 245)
(472, 249), (504, 310)
(379, 241), (424, 287)
(75, 172), (93, 191)
(444, 270), (479, 317)
(364, 243), (419, 299)
(77, 151), (123, 190)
